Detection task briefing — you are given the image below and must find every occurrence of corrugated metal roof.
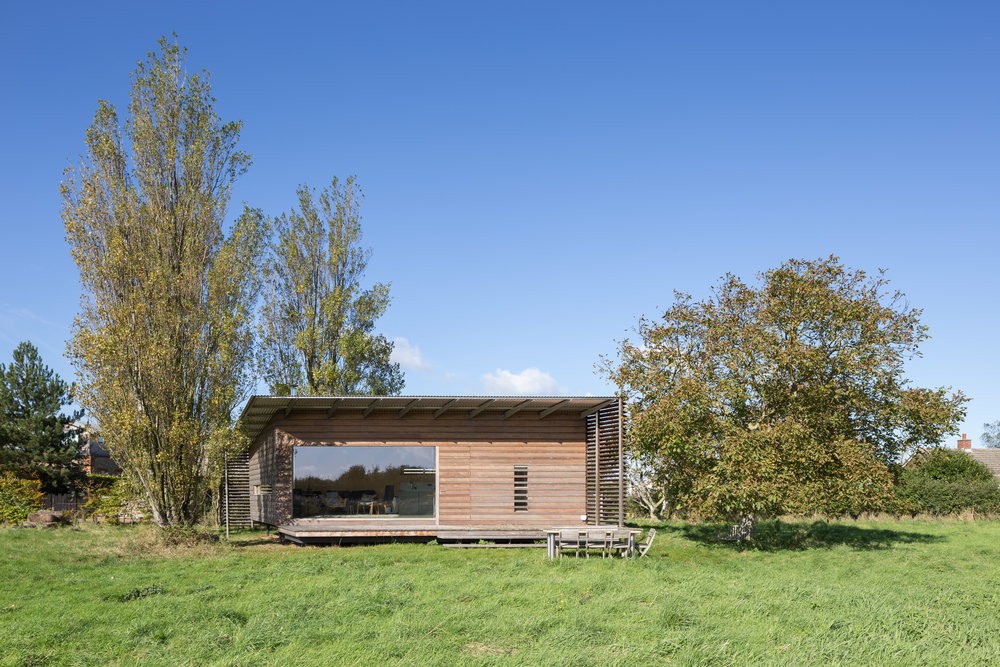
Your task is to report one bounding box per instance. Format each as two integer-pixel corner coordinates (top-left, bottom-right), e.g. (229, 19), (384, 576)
(238, 395), (616, 444)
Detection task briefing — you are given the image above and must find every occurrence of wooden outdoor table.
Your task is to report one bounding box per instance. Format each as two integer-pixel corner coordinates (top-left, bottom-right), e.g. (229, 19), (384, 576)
(545, 526), (641, 559)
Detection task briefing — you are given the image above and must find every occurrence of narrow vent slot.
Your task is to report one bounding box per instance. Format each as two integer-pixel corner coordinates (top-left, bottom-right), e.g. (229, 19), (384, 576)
(513, 466), (528, 512)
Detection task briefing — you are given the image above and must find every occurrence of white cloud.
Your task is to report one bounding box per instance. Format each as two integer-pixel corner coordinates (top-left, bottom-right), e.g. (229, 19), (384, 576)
(482, 367), (562, 395)
(391, 337), (431, 371)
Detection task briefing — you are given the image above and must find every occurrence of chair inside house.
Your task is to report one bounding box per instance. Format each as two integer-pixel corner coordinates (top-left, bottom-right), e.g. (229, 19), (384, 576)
(356, 491), (378, 514)
(322, 491), (348, 514)
(381, 484), (396, 514)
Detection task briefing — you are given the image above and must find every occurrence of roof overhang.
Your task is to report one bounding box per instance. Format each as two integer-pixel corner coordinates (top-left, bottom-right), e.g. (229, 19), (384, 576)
(237, 395), (617, 444)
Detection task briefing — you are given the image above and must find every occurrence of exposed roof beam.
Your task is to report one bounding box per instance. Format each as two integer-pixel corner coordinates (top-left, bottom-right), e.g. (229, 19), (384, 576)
(433, 399), (459, 419)
(468, 399), (497, 418)
(538, 399), (571, 419)
(398, 399), (420, 418)
(362, 399), (379, 418)
(503, 399), (534, 420)
(580, 399), (616, 417)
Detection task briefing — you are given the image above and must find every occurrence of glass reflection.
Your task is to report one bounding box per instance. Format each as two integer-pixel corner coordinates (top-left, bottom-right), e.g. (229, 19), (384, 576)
(293, 446), (436, 518)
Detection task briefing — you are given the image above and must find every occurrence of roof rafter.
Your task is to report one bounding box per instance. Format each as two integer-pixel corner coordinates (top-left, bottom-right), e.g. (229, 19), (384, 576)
(503, 399), (534, 420)
(538, 399), (571, 419)
(433, 399), (459, 419)
(468, 399), (497, 418)
(580, 399), (616, 417)
(398, 399), (420, 418)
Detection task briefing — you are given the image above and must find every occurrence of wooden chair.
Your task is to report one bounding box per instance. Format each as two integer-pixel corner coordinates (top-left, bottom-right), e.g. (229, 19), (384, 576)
(322, 491), (347, 514)
(381, 485), (395, 514)
(611, 531), (635, 558)
(632, 528), (656, 558)
(598, 529), (618, 559)
(558, 529), (588, 558)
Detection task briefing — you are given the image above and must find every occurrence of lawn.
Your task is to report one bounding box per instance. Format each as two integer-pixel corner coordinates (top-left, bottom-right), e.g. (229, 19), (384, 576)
(1, 518), (998, 666)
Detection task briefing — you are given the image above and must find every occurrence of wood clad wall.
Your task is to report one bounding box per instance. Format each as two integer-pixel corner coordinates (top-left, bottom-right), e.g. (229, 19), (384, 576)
(461, 441), (585, 526)
(248, 409), (588, 527)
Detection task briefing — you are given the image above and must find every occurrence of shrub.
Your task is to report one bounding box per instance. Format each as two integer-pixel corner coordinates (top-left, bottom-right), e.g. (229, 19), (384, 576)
(0, 473), (44, 524)
(896, 448), (1000, 515)
(86, 473), (119, 491)
(84, 477), (149, 524)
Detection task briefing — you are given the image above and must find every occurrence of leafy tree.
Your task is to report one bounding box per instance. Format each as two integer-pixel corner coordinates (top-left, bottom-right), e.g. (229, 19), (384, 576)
(61, 38), (266, 526)
(258, 176), (404, 396)
(0, 341), (84, 493)
(981, 421), (1000, 448)
(606, 256), (967, 529)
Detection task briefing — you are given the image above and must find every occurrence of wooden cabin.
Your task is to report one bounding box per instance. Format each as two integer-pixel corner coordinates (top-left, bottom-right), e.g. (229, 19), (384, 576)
(234, 395), (624, 544)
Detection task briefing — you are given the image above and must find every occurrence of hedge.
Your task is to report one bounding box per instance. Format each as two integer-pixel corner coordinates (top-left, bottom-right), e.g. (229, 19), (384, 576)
(896, 448), (1000, 515)
(0, 473), (44, 524)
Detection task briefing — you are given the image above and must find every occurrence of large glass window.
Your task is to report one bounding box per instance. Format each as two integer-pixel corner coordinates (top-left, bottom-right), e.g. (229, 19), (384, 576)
(293, 446), (436, 519)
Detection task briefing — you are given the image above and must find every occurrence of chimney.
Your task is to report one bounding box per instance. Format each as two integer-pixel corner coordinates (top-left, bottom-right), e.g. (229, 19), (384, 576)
(958, 433), (972, 450)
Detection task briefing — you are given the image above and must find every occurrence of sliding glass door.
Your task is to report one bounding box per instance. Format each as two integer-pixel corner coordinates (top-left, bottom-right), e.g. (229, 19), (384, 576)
(293, 446), (436, 519)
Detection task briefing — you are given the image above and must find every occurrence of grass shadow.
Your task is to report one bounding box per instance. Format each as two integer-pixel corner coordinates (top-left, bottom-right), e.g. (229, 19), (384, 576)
(657, 520), (945, 552)
(229, 536), (282, 548)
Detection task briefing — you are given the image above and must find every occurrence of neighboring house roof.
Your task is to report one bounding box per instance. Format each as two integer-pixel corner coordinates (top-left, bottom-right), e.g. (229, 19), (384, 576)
(966, 449), (1000, 480)
(238, 395), (617, 444)
(66, 422), (121, 475)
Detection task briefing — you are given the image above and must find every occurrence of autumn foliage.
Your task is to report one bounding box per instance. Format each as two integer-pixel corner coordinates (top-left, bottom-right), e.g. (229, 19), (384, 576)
(61, 39), (264, 525)
(608, 256), (967, 521)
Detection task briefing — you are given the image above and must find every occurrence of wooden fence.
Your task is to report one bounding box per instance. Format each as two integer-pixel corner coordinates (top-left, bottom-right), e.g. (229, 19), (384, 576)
(43, 493), (87, 512)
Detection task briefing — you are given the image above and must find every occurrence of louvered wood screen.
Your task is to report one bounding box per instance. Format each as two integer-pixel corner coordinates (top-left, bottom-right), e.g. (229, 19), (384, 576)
(585, 400), (624, 526)
(223, 451), (252, 529)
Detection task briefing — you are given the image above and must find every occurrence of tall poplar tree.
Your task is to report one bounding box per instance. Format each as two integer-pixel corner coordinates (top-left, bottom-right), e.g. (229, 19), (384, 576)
(258, 177), (404, 396)
(61, 38), (265, 526)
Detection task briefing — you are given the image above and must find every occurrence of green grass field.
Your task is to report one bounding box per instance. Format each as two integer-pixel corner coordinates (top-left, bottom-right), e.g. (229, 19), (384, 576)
(1, 518), (998, 666)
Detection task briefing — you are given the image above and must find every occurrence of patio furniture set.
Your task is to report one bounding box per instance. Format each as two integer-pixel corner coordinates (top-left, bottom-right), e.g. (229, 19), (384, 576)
(545, 526), (656, 559)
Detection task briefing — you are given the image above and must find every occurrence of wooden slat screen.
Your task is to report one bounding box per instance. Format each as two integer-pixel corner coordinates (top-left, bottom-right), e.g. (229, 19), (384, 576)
(585, 400), (624, 526)
(224, 450), (252, 529)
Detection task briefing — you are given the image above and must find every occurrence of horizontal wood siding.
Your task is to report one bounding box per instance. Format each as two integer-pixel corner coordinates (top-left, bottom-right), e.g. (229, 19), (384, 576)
(250, 409), (588, 528)
(439, 444), (471, 523)
(466, 442), (585, 526)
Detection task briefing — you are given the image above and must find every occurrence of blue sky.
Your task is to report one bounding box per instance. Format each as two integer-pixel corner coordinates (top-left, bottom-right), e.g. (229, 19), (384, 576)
(1, 2), (997, 446)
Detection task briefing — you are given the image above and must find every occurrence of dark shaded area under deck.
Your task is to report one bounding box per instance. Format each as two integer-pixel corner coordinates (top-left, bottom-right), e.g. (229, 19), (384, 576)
(276, 519), (554, 546)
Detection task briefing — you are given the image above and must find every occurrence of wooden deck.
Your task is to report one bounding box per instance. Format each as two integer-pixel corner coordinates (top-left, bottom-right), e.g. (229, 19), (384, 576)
(276, 519), (556, 545)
